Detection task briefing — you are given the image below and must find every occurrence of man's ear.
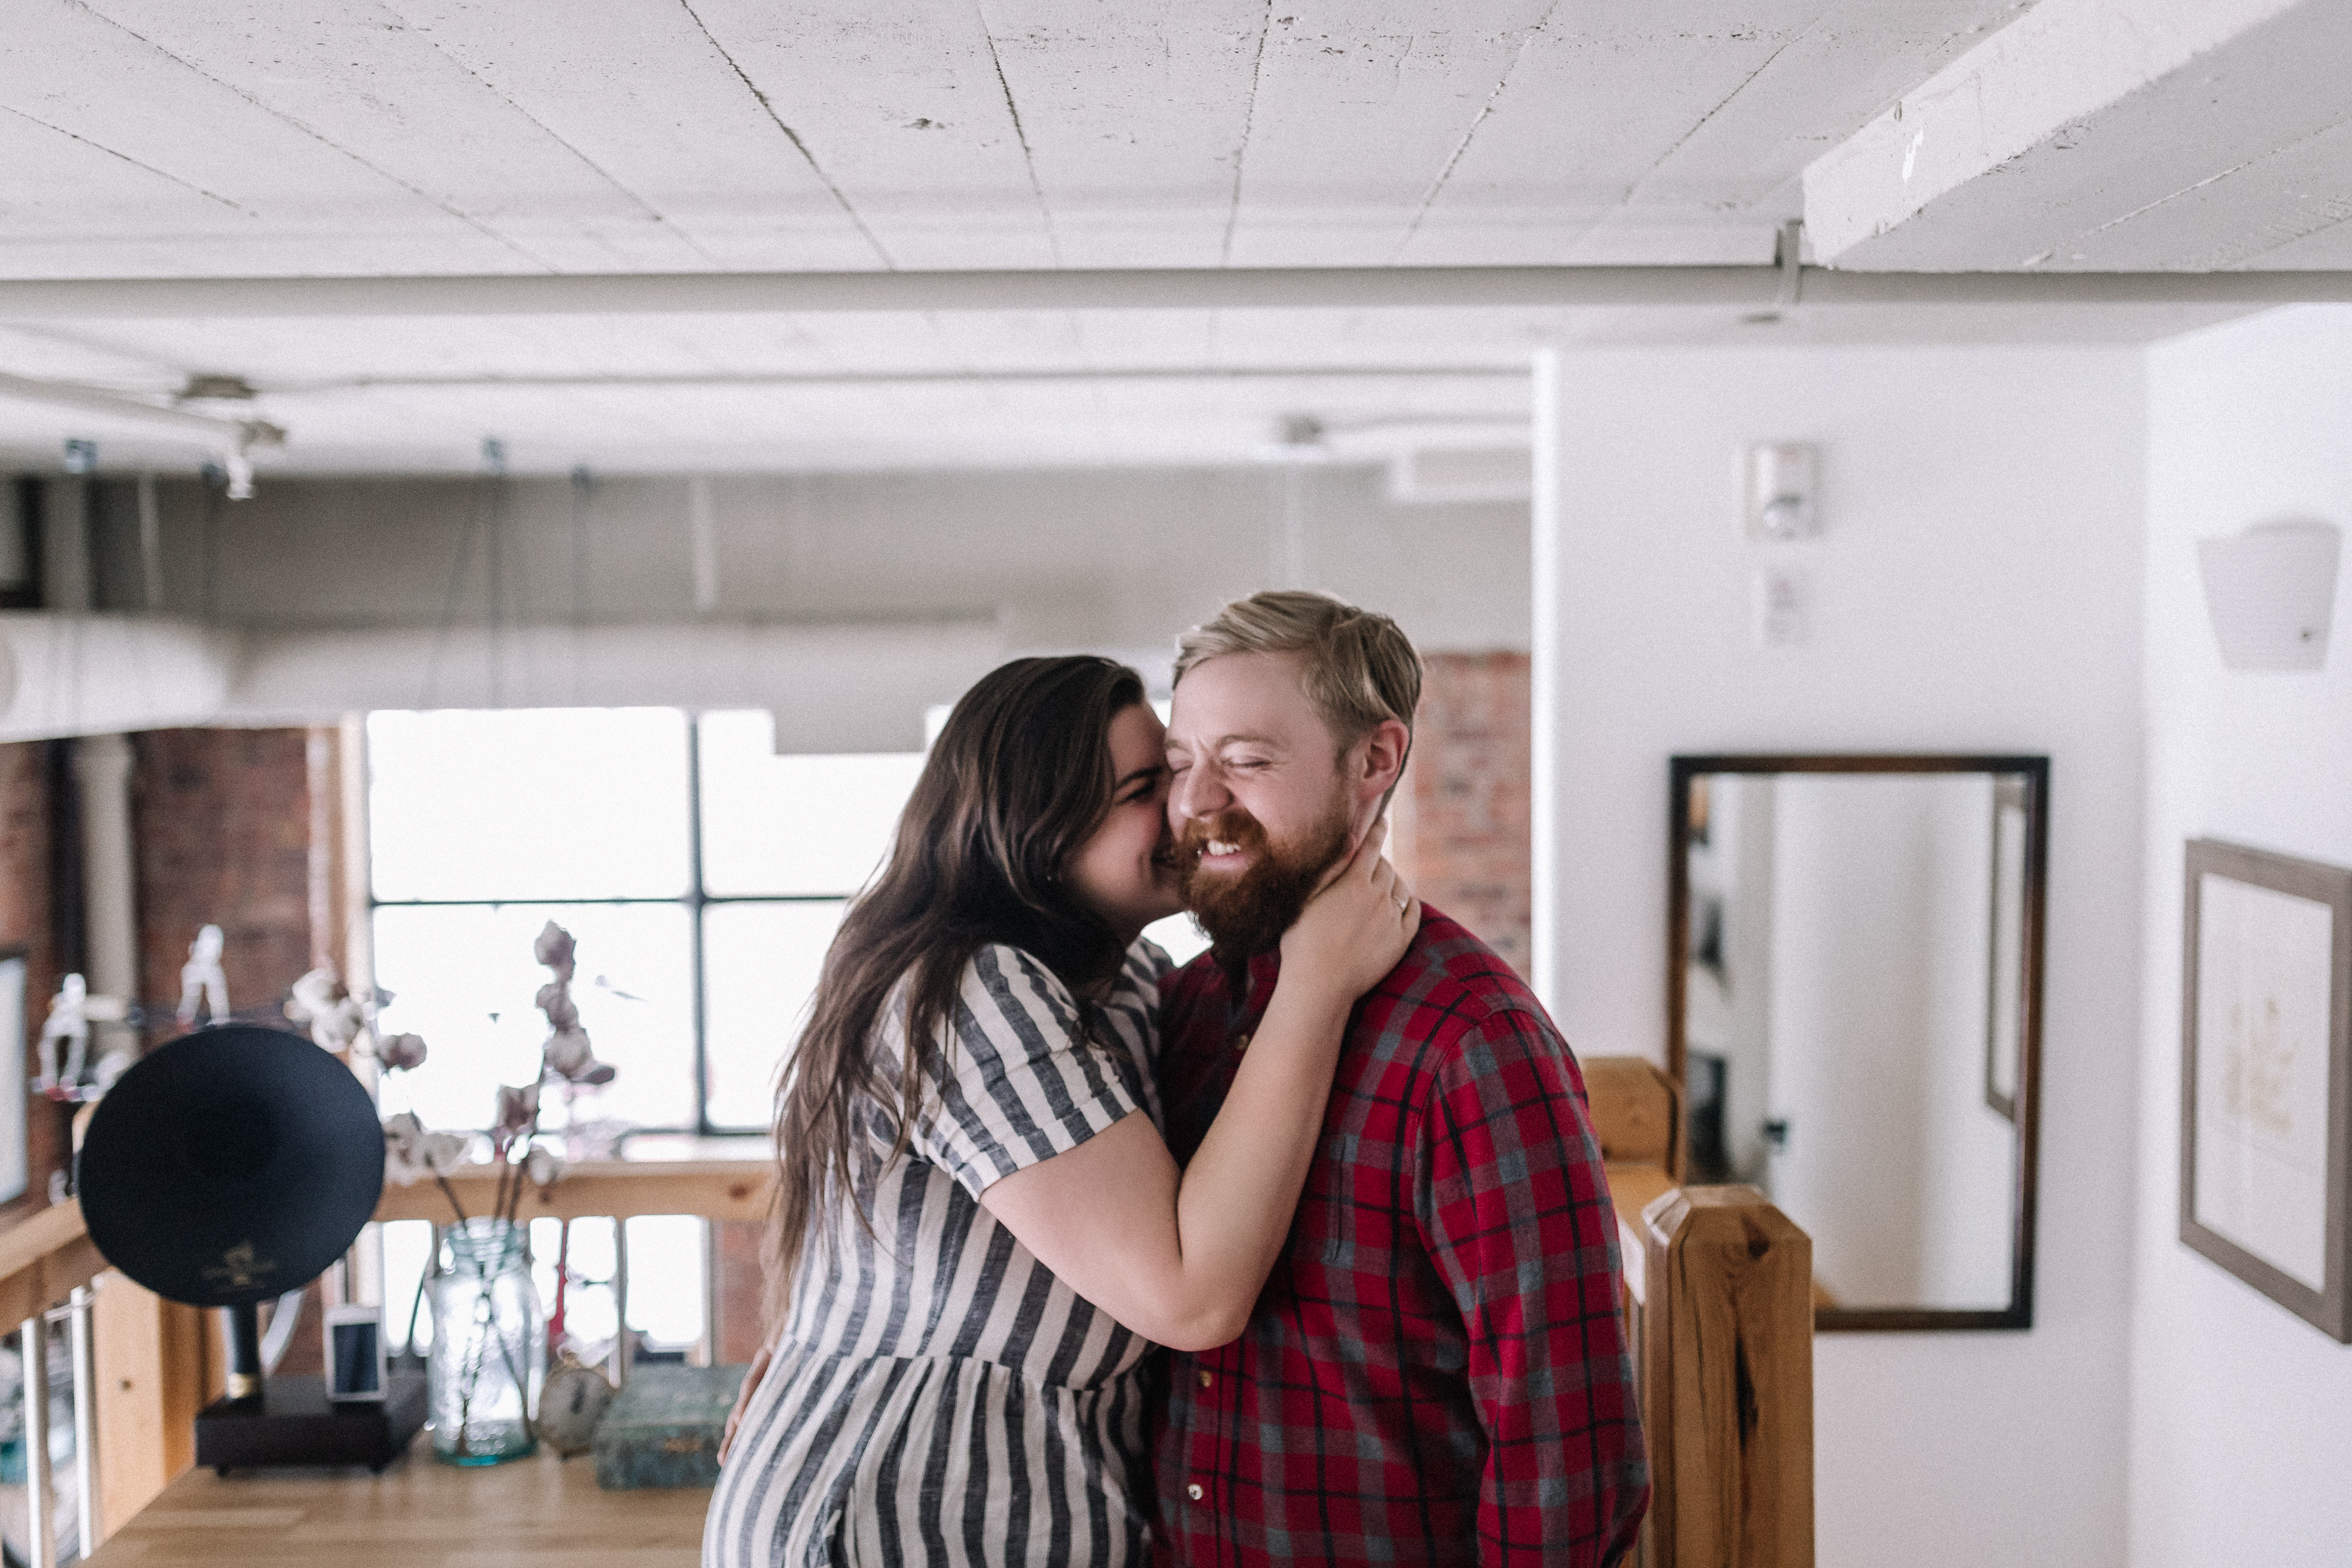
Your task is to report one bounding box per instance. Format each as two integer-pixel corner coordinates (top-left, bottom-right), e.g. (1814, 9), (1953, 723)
(1352, 718), (1411, 804)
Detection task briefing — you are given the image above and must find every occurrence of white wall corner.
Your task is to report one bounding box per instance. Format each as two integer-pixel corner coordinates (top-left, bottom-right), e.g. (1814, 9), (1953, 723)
(1528, 349), (1564, 1019)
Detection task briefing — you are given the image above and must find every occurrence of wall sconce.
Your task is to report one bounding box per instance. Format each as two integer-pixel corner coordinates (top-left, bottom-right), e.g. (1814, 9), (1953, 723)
(1745, 443), (1819, 541)
(2197, 517), (2340, 671)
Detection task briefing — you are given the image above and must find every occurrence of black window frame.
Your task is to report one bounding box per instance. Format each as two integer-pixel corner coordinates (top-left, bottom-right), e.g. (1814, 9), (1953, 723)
(366, 709), (869, 1139)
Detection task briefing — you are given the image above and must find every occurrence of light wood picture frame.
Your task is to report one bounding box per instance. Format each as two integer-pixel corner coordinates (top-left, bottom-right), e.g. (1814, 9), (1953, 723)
(2180, 838), (2352, 1342)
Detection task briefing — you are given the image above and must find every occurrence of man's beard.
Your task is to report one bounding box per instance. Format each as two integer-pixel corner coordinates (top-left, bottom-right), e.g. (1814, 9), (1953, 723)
(1177, 794), (1354, 968)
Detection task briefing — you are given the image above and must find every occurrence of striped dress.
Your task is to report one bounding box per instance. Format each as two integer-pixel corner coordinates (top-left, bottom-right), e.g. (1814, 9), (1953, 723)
(706, 938), (1171, 1568)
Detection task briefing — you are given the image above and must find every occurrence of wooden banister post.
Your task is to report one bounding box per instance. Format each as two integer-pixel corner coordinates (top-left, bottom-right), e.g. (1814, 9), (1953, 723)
(1642, 1185), (1813, 1568)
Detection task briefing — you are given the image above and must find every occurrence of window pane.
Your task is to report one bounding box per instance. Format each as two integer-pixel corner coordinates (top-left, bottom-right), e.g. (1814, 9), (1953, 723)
(624, 1215), (708, 1351)
(369, 708), (691, 901)
(372, 902), (695, 1132)
(698, 711), (921, 897)
(702, 900), (846, 1129)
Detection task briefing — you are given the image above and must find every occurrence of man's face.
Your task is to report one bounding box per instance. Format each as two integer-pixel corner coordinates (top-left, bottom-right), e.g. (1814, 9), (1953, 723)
(1164, 651), (1362, 961)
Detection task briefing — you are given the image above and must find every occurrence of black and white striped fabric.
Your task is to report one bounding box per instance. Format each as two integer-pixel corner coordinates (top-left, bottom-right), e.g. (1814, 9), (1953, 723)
(705, 938), (1170, 1568)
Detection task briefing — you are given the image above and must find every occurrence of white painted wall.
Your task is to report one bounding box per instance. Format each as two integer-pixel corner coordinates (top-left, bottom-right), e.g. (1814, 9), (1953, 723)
(1535, 345), (2145, 1568)
(2130, 306), (2352, 1568)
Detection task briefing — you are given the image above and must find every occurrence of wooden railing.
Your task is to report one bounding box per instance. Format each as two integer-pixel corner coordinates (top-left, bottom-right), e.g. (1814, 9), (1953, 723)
(1588, 1057), (1816, 1568)
(0, 1200), (126, 1568)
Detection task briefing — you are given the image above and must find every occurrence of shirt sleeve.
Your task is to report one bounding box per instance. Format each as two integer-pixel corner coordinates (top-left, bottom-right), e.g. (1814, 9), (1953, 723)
(1414, 1007), (1651, 1568)
(916, 943), (1147, 1201)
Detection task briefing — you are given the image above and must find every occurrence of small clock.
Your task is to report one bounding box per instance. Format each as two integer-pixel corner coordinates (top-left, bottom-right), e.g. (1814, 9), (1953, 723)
(536, 1352), (616, 1456)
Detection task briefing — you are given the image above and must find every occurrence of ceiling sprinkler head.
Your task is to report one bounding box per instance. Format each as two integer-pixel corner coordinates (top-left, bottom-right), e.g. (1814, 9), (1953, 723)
(178, 374), (258, 403)
(61, 437), (96, 474)
(1277, 414), (1327, 448)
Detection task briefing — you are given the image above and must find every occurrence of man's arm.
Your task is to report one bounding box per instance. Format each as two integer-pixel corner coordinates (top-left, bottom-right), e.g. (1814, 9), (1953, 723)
(1416, 1008), (1650, 1568)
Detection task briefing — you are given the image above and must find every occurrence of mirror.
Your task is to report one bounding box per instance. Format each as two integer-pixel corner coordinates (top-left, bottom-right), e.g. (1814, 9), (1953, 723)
(1669, 754), (2046, 1331)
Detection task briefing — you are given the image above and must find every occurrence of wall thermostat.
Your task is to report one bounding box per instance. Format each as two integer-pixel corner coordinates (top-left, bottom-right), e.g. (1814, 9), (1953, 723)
(1745, 443), (1820, 541)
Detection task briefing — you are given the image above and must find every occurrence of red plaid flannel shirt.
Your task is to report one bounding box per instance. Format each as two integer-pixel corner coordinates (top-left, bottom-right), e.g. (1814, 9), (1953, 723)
(1151, 908), (1647, 1568)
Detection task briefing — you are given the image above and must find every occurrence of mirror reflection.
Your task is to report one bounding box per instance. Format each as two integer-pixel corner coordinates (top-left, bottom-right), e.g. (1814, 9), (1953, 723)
(1673, 758), (2044, 1327)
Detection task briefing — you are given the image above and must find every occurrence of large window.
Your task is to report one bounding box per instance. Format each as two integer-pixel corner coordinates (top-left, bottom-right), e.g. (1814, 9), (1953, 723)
(368, 707), (923, 1137)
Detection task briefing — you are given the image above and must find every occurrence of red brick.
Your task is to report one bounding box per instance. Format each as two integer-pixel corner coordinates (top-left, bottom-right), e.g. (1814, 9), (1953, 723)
(1393, 653), (1532, 982)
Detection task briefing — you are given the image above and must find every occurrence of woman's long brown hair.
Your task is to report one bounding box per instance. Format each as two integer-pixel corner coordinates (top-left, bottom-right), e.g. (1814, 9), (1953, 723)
(769, 655), (1148, 1312)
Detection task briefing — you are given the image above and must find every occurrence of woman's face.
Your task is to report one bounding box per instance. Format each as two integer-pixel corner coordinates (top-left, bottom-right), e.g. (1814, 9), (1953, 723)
(1064, 702), (1184, 943)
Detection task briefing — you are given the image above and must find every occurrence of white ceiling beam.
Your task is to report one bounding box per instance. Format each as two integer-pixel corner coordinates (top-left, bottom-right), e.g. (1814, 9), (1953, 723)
(6, 265), (2352, 323)
(1802, 0), (2348, 269)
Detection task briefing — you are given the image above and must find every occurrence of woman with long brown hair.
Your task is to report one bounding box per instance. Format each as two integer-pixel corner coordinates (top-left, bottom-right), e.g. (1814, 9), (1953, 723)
(705, 655), (1416, 1568)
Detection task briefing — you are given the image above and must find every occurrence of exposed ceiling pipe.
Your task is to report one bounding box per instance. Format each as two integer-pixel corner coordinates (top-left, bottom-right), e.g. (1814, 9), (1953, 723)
(4, 266), (2351, 321)
(0, 372), (286, 496)
(266, 364), (1529, 393)
(0, 370), (279, 443)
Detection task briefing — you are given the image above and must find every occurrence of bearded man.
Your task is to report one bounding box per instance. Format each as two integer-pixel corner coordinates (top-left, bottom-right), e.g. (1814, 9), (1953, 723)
(1154, 590), (1648, 1568)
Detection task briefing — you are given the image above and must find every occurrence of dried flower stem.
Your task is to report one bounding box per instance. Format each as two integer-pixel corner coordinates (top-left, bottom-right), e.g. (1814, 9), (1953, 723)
(433, 1165), (471, 1226)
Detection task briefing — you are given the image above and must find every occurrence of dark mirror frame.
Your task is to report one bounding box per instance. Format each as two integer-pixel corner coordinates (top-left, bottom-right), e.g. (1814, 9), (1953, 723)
(1667, 753), (2049, 1332)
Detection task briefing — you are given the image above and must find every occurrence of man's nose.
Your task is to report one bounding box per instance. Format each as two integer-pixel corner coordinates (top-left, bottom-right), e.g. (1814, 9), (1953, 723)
(1170, 760), (1228, 821)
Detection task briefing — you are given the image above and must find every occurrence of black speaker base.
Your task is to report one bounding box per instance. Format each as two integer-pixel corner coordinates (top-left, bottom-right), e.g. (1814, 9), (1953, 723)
(196, 1373), (427, 1474)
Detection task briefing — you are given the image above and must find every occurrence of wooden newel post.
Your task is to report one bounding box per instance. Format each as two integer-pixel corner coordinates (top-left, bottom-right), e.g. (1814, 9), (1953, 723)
(1641, 1186), (1814, 1568)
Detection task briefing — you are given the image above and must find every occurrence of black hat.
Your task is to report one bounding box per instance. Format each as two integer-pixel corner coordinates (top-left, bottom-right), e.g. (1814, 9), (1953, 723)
(78, 1025), (385, 1308)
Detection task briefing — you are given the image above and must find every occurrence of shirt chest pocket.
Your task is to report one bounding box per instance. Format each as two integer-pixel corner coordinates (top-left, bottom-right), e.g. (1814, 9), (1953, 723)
(1304, 1131), (1409, 1268)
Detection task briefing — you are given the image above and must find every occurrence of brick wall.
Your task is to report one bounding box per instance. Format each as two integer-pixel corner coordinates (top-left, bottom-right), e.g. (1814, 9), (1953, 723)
(0, 742), (68, 1226)
(1392, 652), (1533, 982)
(131, 728), (315, 1033)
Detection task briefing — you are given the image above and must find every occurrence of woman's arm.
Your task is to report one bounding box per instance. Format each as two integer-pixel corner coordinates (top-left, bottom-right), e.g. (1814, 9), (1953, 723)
(979, 828), (1418, 1352)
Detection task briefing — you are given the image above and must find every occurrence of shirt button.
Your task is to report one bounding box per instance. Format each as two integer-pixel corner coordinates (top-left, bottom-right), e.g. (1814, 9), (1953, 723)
(1196, 1369), (1214, 1389)
(1234, 1034), (1251, 1054)
(1187, 1483), (1204, 1502)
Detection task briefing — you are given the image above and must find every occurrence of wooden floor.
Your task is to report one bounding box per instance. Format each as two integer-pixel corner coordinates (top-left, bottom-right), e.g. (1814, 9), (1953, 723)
(85, 1435), (710, 1566)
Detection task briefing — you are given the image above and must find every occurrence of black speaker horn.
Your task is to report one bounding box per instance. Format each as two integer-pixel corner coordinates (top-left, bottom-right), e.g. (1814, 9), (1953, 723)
(77, 1024), (423, 1470)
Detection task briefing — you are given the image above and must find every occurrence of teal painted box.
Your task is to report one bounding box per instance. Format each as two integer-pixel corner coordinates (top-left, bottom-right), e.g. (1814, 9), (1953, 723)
(592, 1363), (749, 1490)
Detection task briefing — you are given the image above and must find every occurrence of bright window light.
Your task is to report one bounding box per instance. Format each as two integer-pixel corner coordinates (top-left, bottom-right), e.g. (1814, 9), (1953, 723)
(372, 901), (694, 1131)
(368, 708), (690, 901)
(703, 900), (848, 1129)
(699, 713), (921, 897)
(1144, 912), (1211, 968)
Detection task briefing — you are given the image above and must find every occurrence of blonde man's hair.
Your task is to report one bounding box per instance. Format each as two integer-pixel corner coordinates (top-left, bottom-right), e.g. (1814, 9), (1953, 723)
(1172, 590), (1423, 756)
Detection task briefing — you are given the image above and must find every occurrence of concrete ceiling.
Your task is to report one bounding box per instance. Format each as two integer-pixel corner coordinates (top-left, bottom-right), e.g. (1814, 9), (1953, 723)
(0, 0), (2340, 476)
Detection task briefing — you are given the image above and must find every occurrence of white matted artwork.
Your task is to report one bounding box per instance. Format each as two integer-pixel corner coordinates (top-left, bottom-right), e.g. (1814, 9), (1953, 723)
(0, 952), (26, 1206)
(2180, 840), (2352, 1340)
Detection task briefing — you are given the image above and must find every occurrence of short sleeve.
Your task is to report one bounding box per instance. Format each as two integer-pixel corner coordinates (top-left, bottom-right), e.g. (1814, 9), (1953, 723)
(916, 944), (1147, 1200)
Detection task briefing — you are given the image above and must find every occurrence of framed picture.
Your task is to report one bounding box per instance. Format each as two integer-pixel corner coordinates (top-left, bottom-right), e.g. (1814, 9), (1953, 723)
(2180, 839), (2352, 1340)
(1984, 777), (2030, 1121)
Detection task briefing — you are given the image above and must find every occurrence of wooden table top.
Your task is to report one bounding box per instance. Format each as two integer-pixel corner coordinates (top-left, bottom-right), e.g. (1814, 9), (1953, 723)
(86, 1436), (711, 1567)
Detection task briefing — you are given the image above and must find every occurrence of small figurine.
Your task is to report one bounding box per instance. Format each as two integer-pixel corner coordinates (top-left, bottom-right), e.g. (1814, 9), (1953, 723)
(36, 974), (91, 1094)
(176, 925), (228, 1028)
(37, 974), (128, 1099)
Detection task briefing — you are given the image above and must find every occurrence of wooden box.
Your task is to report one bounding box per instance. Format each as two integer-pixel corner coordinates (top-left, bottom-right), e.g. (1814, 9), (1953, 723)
(592, 1364), (748, 1490)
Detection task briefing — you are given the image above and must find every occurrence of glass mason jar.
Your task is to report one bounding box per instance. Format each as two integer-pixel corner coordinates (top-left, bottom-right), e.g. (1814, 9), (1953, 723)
(428, 1219), (545, 1465)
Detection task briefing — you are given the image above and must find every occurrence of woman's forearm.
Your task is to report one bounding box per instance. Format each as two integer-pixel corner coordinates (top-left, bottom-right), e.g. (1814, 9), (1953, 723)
(977, 980), (1357, 1352)
(1162, 979), (1355, 1340)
